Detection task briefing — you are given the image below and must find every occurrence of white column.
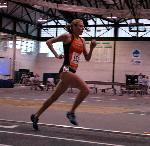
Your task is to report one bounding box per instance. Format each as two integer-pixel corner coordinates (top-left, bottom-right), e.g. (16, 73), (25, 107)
(11, 34), (16, 79)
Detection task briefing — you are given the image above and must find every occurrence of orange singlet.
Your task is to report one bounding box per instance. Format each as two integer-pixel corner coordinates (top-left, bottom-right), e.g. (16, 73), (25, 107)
(69, 37), (84, 69)
(59, 35), (84, 73)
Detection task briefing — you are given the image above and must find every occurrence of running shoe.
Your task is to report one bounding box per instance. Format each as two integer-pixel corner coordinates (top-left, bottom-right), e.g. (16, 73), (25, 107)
(31, 114), (39, 130)
(66, 112), (78, 126)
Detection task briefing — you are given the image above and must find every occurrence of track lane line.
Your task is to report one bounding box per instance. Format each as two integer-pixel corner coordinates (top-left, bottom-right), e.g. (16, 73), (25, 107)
(0, 130), (124, 146)
(0, 119), (149, 137)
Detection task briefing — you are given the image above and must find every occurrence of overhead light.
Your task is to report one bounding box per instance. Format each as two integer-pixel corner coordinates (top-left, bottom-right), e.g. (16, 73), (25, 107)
(33, 5), (42, 9)
(106, 13), (117, 19)
(38, 17), (47, 22)
(107, 16), (117, 19)
(0, 2), (7, 8)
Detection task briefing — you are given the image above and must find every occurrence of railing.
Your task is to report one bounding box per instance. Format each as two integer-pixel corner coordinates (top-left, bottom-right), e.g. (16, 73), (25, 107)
(85, 81), (125, 94)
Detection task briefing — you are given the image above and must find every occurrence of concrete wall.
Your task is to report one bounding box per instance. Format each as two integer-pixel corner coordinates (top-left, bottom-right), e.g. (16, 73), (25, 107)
(1, 41), (150, 83)
(0, 48), (37, 77)
(35, 41), (150, 83)
(115, 41), (150, 82)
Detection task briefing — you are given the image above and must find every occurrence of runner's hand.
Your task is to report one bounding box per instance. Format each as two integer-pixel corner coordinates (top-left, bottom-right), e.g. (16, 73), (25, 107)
(90, 39), (96, 49)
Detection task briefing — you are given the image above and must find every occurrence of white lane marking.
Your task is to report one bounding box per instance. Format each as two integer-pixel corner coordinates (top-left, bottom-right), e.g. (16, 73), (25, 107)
(139, 114), (145, 116)
(127, 113), (135, 115)
(143, 97), (150, 100)
(19, 98), (25, 100)
(70, 97), (75, 99)
(1, 97), (47, 101)
(110, 99), (117, 101)
(0, 144), (12, 146)
(59, 100), (66, 103)
(127, 112), (146, 116)
(0, 130), (124, 146)
(33, 99), (46, 101)
(128, 98), (135, 100)
(144, 133), (150, 135)
(91, 97), (101, 99)
(96, 100), (102, 102)
(5, 97), (12, 99)
(0, 119), (148, 137)
(0, 125), (18, 129)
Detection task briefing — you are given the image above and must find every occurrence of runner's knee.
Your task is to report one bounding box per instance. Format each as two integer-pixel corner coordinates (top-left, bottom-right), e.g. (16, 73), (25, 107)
(82, 87), (90, 96)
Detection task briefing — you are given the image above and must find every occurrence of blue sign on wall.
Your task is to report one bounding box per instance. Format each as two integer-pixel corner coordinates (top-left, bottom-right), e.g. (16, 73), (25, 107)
(132, 49), (141, 58)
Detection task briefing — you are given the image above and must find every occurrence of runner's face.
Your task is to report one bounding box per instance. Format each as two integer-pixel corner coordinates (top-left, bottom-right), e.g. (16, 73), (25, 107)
(73, 21), (84, 35)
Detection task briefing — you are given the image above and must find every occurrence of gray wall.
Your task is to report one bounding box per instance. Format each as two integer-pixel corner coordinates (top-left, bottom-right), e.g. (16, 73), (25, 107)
(35, 41), (150, 83)
(1, 41), (150, 83)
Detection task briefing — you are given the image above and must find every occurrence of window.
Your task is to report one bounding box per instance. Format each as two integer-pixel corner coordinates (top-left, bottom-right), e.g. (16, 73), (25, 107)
(8, 38), (36, 54)
(119, 19), (150, 37)
(39, 41), (64, 57)
(41, 28), (56, 37)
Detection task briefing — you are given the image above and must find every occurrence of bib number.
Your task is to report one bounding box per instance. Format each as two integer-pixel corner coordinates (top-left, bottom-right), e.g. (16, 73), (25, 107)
(71, 52), (80, 65)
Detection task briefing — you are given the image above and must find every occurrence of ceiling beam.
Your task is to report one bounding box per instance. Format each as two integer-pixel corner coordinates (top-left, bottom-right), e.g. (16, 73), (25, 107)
(118, 0), (124, 9)
(112, 0), (120, 9)
(12, 0), (150, 19)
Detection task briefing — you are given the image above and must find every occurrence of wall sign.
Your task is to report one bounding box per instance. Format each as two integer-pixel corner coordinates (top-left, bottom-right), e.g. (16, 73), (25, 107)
(131, 49), (141, 65)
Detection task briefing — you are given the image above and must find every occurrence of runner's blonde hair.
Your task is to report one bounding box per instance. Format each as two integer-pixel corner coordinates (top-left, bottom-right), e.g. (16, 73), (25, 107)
(65, 19), (83, 33)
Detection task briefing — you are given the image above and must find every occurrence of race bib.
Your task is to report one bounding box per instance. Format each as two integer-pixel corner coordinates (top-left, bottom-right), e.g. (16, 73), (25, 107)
(71, 52), (80, 65)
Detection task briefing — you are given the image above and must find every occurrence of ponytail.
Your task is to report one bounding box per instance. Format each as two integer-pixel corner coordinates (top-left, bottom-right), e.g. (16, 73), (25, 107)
(65, 19), (83, 34)
(65, 24), (72, 33)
